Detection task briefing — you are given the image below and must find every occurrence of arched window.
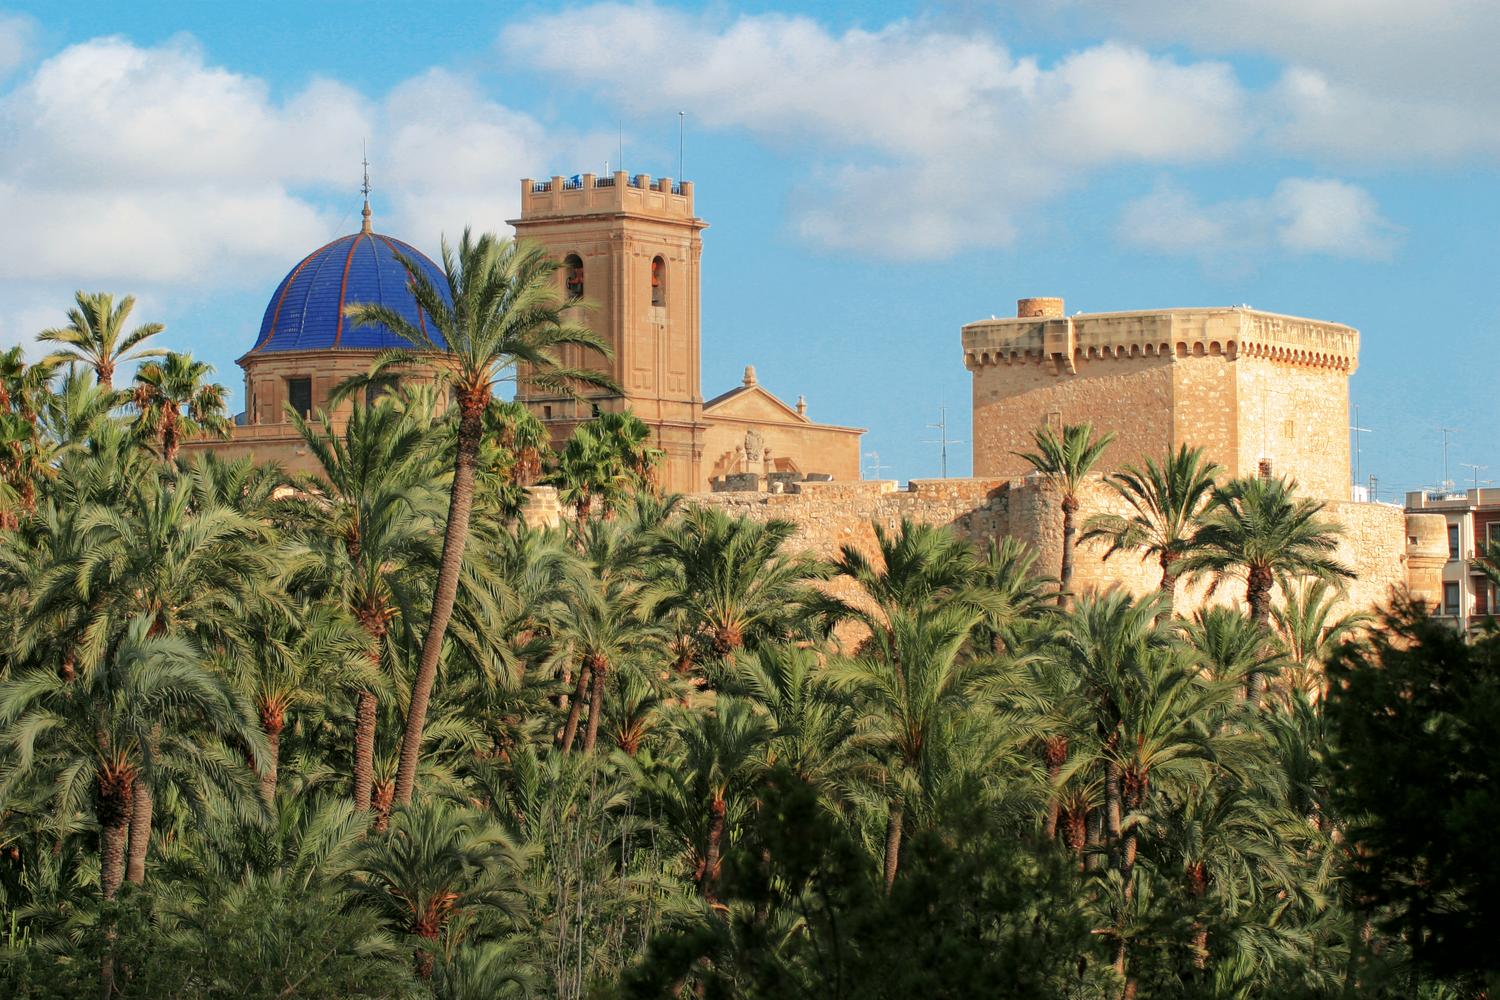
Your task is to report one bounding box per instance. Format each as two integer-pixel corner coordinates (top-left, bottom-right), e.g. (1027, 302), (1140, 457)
(564, 253), (584, 300)
(650, 255), (666, 307)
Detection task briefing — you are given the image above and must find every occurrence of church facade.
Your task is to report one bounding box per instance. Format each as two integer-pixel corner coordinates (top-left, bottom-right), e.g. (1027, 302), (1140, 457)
(186, 174), (864, 490)
(511, 173), (861, 494)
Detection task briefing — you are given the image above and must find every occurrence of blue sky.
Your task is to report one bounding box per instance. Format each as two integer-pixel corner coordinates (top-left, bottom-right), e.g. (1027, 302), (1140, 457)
(0, 1), (1494, 498)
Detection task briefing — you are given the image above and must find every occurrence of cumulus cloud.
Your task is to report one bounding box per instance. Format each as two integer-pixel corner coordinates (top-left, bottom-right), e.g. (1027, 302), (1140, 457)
(1026, 0), (1500, 163)
(502, 5), (1248, 257)
(1119, 178), (1399, 265)
(0, 12), (34, 79)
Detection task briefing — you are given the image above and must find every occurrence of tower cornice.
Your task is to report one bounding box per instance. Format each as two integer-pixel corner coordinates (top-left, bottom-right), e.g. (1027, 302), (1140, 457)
(961, 306), (1359, 374)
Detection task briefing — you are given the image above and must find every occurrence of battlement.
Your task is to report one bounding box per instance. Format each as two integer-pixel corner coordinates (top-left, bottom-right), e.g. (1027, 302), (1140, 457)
(962, 303), (1359, 374)
(516, 171), (699, 223)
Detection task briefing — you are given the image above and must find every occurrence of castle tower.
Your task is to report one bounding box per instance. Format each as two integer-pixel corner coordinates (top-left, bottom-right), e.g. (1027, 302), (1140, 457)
(512, 172), (708, 494)
(962, 297), (1360, 501)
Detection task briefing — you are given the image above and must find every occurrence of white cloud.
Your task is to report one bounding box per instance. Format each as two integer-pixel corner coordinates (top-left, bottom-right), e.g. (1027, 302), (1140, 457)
(502, 5), (1248, 257)
(1119, 178), (1399, 265)
(1027, 0), (1500, 163)
(0, 12), (34, 80)
(378, 69), (606, 247)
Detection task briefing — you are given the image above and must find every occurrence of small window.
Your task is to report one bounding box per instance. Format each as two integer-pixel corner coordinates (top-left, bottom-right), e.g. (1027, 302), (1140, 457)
(1444, 582), (1461, 615)
(288, 377), (312, 418)
(1448, 523), (1460, 559)
(591, 402), (601, 418)
(1258, 459), (1273, 479)
(564, 253), (584, 300)
(543, 404), (553, 420)
(1489, 522), (1500, 545)
(650, 256), (666, 307)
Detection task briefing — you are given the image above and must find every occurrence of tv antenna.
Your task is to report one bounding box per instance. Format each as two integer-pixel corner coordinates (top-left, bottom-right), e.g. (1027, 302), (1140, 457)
(1441, 427), (1460, 491)
(1350, 403), (1372, 499)
(864, 450), (892, 481)
(922, 405), (963, 479)
(1461, 463), (1487, 494)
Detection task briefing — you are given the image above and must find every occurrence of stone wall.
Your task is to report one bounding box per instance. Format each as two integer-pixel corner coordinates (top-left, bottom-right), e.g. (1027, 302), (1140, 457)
(685, 476), (1411, 621)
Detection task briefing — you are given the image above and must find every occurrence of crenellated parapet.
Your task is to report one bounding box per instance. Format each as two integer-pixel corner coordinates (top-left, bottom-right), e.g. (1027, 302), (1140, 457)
(517, 171), (699, 223)
(962, 303), (1359, 374)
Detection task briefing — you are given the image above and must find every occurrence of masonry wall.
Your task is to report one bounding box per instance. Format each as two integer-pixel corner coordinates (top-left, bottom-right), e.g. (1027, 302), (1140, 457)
(971, 354), (1175, 480)
(1234, 358), (1351, 501)
(686, 476), (1409, 623)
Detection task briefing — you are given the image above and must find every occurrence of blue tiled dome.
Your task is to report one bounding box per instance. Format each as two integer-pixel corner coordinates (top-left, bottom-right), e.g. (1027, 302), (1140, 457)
(249, 228), (450, 354)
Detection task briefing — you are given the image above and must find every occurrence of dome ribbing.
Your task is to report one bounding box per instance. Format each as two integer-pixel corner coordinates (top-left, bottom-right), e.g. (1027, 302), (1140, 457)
(250, 230), (450, 354)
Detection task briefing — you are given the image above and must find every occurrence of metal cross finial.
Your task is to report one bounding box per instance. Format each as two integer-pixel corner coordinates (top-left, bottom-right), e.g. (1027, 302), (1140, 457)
(360, 141), (373, 233)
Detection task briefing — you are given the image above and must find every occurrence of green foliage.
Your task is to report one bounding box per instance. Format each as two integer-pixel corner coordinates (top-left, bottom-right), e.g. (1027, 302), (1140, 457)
(1326, 600), (1500, 987)
(0, 332), (1484, 1000)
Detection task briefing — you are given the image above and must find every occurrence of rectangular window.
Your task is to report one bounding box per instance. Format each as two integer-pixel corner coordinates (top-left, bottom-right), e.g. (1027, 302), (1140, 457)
(1448, 523), (1460, 559)
(1489, 522), (1500, 546)
(543, 404), (553, 420)
(1444, 582), (1461, 615)
(365, 378), (396, 410)
(1475, 579), (1490, 616)
(288, 377), (312, 418)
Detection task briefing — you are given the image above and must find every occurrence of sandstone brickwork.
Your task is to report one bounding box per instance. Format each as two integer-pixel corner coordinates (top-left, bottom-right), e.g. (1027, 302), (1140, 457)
(964, 302), (1358, 503)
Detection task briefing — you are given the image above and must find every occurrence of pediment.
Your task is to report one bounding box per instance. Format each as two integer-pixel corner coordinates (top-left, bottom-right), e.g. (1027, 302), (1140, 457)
(703, 384), (807, 423)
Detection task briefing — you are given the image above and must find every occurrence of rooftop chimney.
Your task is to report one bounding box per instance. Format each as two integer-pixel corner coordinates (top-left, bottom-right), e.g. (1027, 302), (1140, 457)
(1018, 297), (1064, 319)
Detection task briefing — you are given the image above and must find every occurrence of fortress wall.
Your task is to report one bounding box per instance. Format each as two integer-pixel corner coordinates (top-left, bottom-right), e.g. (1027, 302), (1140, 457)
(1170, 352), (1239, 478)
(1234, 358), (1351, 502)
(683, 476), (1409, 623)
(971, 354), (1175, 479)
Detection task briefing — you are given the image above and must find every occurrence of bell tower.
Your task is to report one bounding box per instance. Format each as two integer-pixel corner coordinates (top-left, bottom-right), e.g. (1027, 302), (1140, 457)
(512, 172), (708, 494)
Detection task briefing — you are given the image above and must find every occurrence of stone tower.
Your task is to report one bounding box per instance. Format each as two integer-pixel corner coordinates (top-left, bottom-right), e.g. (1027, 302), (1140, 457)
(962, 297), (1360, 501)
(512, 172), (708, 494)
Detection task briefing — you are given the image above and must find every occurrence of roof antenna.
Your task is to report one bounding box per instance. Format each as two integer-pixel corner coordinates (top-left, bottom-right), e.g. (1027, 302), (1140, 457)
(360, 141), (373, 234)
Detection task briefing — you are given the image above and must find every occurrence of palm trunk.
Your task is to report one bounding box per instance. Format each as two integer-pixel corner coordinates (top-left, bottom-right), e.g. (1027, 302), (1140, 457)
(560, 664), (591, 753)
(125, 782), (151, 885)
(392, 407), (482, 806)
(1158, 554), (1179, 619)
(1058, 494), (1079, 608)
(583, 660), (608, 754)
(125, 725), (158, 886)
(260, 725), (281, 808)
(1042, 736), (1068, 840)
(703, 798), (726, 905)
(1246, 564), (1274, 705)
(1086, 807), (1105, 872)
(101, 804), (130, 901)
(1105, 759), (1123, 863)
(353, 689), (377, 811)
(882, 802), (904, 893)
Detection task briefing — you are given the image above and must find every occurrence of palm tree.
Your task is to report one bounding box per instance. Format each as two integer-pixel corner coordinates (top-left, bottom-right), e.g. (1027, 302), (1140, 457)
(645, 506), (827, 670)
(1183, 476), (1352, 702)
(343, 231), (613, 808)
(1271, 578), (1371, 700)
(0, 619), (262, 900)
(288, 397), (445, 813)
(727, 643), (859, 806)
(1181, 606), (1283, 692)
(235, 599), (373, 806)
(1014, 422), (1116, 607)
(1052, 591), (1172, 866)
(1081, 444), (1222, 605)
(645, 698), (771, 905)
(972, 536), (1052, 654)
(130, 352), (231, 462)
(827, 604), (997, 890)
(36, 291), (165, 389)
(478, 399), (550, 520)
(549, 421), (630, 521)
(352, 799), (532, 977)
(827, 518), (979, 629)
(554, 520), (661, 754)
(1185, 476), (1353, 629)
